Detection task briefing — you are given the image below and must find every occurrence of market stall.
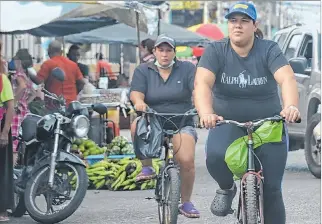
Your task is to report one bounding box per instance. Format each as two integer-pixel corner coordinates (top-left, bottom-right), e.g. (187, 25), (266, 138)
(78, 81), (132, 145)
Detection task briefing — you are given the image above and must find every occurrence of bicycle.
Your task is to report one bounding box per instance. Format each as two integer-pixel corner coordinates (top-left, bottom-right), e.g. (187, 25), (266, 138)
(142, 107), (198, 224)
(212, 115), (301, 224)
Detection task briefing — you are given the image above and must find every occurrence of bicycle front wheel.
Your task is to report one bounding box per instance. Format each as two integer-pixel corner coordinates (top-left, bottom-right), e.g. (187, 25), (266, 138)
(243, 174), (262, 224)
(159, 167), (180, 224)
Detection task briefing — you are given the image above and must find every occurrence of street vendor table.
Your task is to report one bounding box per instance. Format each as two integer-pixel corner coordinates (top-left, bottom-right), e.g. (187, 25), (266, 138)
(82, 102), (121, 145)
(79, 88), (131, 145)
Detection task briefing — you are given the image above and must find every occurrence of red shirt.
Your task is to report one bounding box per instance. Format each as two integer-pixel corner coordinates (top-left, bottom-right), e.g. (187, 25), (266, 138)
(96, 60), (117, 80)
(37, 56), (83, 105)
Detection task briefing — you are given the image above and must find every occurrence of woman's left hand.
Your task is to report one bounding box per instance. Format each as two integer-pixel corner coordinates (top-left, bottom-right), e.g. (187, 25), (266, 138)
(280, 105), (301, 123)
(0, 131), (9, 148)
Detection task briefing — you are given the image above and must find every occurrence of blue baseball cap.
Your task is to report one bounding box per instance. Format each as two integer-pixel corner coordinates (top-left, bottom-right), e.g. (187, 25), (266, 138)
(225, 1), (257, 21)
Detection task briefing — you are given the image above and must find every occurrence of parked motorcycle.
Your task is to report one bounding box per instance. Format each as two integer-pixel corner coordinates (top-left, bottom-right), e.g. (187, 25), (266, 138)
(11, 69), (90, 223)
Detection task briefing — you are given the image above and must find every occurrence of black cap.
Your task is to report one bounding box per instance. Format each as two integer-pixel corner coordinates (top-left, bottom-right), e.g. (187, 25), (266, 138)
(154, 34), (176, 49)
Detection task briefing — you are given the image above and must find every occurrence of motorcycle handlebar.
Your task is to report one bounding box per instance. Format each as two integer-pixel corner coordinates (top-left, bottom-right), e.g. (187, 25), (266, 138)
(42, 88), (66, 106)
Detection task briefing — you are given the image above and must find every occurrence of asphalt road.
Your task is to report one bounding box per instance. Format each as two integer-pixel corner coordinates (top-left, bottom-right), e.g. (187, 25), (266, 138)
(8, 129), (321, 224)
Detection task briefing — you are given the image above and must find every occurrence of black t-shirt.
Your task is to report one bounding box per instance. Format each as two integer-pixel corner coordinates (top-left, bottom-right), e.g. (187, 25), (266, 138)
(198, 37), (289, 122)
(78, 63), (89, 78)
(130, 60), (196, 129)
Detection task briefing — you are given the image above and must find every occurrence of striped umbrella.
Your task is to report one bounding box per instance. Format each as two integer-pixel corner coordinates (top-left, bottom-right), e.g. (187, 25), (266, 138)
(187, 23), (225, 40)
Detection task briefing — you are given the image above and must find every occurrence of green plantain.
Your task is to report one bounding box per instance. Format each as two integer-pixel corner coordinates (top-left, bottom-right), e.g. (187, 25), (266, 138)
(113, 171), (127, 190)
(129, 183), (137, 190)
(140, 182), (148, 190)
(95, 179), (106, 189)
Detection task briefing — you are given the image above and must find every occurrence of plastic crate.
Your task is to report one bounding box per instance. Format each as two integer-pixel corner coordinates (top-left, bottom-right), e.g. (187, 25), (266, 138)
(85, 154), (136, 166)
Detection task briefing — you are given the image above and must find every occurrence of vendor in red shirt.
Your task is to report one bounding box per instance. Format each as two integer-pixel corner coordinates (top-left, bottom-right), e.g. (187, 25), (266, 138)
(95, 53), (117, 88)
(30, 40), (85, 106)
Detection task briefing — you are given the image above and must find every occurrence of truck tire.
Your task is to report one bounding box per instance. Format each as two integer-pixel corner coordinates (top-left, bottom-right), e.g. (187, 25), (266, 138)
(305, 113), (321, 179)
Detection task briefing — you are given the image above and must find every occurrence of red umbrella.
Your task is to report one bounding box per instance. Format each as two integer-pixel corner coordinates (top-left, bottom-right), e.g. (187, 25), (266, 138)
(195, 23), (225, 40)
(192, 47), (204, 57)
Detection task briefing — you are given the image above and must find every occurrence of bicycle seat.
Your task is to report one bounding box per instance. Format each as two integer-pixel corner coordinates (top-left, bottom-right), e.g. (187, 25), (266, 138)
(92, 103), (107, 115)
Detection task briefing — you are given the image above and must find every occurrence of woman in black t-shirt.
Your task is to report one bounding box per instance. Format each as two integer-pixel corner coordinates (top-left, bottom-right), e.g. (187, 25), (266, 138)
(194, 2), (300, 224)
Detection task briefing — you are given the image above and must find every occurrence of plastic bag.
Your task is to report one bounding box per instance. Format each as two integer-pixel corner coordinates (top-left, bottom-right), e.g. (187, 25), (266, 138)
(133, 114), (164, 160)
(225, 121), (283, 179)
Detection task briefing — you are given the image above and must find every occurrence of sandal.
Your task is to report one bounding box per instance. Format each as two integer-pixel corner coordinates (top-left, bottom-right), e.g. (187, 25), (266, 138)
(0, 216), (9, 222)
(210, 183), (237, 217)
(136, 166), (156, 182)
(179, 202), (200, 218)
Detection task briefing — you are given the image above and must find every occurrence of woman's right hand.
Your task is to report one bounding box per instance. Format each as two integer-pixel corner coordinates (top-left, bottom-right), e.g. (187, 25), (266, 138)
(134, 102), (148, 112)
(199, 113), (223, 129)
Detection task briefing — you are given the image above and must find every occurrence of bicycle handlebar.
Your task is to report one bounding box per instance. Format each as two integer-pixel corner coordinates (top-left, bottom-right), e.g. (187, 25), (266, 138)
(137, 107), (301, 131)
(215, 115), (301, 128)
(139, 107), (198, 136)
(143, 107), (198, 117)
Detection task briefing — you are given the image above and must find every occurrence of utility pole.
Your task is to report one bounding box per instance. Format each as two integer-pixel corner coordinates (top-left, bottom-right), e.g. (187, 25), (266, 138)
(203, 1), (209, 24)
(279, 1), (283, 29)
(266, 2), (272, 39)
(216, 1), (222, 24)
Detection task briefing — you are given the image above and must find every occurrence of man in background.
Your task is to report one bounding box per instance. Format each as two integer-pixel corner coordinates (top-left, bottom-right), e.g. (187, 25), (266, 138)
(29, 40), (85, 106)
(67, 44), (89, 79)
(96, 53), (117, 88)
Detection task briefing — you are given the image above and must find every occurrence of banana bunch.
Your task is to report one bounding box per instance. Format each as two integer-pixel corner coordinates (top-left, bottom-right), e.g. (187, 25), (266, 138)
(86, 160), (121, 190)
(86, 157), (163, 191)
(108, 158), (163, 191)
(70, 174), (77, 190)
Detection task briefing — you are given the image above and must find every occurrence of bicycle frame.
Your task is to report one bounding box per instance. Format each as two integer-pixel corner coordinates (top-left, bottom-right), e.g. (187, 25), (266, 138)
(246, 127), (256, 172)
(236, 123), (265, 224)
(140, 108), (197, 224)
(214, 116), (294, 224)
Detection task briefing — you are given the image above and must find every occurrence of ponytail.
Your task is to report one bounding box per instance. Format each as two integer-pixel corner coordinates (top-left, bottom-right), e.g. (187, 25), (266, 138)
(255, 28), (264, 39)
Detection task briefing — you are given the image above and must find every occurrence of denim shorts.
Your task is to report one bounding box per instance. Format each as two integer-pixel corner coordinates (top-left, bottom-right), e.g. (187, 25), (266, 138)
(179, 126), (198, 142)
(135, 116), (198, 142)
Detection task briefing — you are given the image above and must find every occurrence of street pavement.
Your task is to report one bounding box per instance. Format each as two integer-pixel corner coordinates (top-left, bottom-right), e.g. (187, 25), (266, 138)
(8, 129), (321, 224)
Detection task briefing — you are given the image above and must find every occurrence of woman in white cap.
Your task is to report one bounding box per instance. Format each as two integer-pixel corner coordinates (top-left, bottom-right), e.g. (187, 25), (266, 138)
(194, 1), (300, 223)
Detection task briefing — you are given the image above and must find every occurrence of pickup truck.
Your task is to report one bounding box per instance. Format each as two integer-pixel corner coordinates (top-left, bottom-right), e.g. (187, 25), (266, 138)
(272, 24), (321, 178)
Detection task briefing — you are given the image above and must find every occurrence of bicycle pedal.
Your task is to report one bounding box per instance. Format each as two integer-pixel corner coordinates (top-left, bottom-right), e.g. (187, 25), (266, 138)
(145, 197), (155, 200)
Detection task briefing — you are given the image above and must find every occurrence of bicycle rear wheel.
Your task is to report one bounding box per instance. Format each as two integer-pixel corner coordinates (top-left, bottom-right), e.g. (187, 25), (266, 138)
(159, 167), (180, 224)
(243, 174), (261, 224)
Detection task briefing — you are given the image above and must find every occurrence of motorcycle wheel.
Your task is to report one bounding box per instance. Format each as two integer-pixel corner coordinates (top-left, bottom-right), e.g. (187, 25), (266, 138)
(24, 162), (88, 224)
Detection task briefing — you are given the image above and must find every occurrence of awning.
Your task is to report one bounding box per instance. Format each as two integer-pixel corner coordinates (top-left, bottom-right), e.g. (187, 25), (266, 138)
(8, 17), (118, 37)
(64, 23), (154, 45)
(1, 1), (157, 36)
(52, 1), (155, 34)
(0, 1), (81, 33)
(64, 21), (209, 46)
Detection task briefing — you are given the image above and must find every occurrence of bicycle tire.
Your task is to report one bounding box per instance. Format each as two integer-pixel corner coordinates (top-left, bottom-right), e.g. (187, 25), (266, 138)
(162, 167), (180, 224)
(157, 168), (164, 224)
(244, 174), (259, 224)
(258, 180), (264, 223)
